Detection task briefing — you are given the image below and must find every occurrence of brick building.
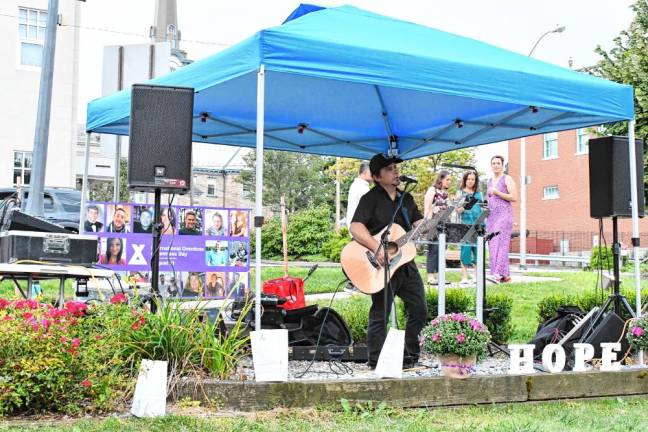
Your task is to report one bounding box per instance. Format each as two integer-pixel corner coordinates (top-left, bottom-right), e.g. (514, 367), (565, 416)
(507, 129), (648, 253)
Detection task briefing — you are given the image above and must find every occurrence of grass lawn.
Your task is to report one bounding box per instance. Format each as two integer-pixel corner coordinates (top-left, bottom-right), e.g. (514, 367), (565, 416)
(3, 265), (646, 344)
(2, 397), (648, 431)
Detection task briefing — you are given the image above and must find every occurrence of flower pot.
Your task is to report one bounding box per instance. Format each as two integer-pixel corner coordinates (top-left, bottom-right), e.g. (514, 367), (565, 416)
(439, 354), (476, 379)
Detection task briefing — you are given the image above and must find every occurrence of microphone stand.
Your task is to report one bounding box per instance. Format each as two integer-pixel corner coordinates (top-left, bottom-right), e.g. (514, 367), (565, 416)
(374, 181), (416, 331)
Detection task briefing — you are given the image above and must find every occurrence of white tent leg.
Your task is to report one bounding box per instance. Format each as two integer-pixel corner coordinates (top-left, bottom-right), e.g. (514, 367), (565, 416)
(79, 132), (91, 229)
(628, 119), (643, 365)
(254, 65), (265, 331)
(520, 137), (527, 270)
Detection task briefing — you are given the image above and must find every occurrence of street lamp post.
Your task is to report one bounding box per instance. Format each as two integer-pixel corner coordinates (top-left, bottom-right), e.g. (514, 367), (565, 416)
(520, 25), (566, 270)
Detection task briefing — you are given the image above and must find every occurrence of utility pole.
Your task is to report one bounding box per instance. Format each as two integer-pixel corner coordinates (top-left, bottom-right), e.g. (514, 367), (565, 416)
(25, 0), (60, 216)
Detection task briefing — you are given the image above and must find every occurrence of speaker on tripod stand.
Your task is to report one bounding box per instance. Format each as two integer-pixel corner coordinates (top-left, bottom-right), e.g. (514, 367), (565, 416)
(578, 135), (645, 355)
(128, 84), (195, 312)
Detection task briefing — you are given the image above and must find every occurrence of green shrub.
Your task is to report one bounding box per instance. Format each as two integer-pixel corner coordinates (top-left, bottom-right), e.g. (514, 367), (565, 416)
(259, 217), (283, 259)
(0, 298), (135, 416)
(287, 206), (333, 257)
(589, 246), (617, 271)
(537, 288), (648, 324)
(484, 293), (513, 344)
(322, 227), (351, 262)
(332, 296), (371, 343)
(424, 288), (472, 321)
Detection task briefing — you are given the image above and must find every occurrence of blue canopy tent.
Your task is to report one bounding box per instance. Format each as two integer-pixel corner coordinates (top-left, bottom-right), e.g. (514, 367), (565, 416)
(85, 4), (642, 330)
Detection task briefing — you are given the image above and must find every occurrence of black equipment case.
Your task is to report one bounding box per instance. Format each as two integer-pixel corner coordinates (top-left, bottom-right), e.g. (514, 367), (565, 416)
(0, 231), (98, 265)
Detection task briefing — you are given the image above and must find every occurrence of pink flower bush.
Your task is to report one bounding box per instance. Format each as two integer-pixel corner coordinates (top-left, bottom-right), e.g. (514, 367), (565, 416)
(110, 293), (128, 305)
(422, 313), (491, 359)
(627, 316), (648, 351)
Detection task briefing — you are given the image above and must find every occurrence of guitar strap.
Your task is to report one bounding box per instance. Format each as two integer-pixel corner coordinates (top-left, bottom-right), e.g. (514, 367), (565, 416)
(397, 192), (412, 231)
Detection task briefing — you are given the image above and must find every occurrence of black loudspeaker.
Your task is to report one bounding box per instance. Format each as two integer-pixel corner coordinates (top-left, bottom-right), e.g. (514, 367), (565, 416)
(582, 311), (629, 359)
(589, 136), (644, 218)
(128, 84), (194, 193)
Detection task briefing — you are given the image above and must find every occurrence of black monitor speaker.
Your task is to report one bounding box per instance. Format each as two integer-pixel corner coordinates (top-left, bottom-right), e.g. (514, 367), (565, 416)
(128, 84), (194, 193)
(589, 135), (644, 219)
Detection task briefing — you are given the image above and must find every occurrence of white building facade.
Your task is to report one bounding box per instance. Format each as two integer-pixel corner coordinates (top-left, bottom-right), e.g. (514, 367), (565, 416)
(0, 0), (80, 188)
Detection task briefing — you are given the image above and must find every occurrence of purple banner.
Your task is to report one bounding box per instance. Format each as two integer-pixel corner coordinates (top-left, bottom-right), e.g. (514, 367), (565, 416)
(83, 202), (252, 299)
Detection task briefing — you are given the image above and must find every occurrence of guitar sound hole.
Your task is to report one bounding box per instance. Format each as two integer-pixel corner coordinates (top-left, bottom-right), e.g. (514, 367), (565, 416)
(387, 242), (399, 255)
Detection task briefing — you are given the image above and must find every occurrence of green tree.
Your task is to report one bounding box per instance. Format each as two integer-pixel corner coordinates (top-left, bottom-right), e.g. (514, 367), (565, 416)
(238, 150), (336, 213)
(594, 0), (648, 198)
(400, 148), (476, 209)
(89, 159), (129, 202)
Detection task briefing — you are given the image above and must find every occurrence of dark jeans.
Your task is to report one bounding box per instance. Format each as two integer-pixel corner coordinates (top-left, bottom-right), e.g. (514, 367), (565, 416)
(367, 262), (427, 366)
(426, 243), (439, 273)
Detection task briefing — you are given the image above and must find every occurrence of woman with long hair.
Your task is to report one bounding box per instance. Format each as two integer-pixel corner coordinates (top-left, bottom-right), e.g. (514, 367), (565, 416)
(486, 155), (517, 283)
(455, 171), (483, 285)
(99, 237), (125, 265)
(160, 207), (176, 235)
(230, 211), (249, 237)
(423, 170), (452, 285)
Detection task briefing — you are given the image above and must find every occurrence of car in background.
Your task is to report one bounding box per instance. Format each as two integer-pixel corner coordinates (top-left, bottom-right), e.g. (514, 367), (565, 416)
(0, 187), (80, 232)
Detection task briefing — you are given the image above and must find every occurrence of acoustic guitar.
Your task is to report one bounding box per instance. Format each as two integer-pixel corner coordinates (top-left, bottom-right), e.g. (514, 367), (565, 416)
(341, 199), (471, 295)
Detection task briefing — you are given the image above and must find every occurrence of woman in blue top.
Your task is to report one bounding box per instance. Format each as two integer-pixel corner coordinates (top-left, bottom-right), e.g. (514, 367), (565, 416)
(455, 171), (483, 285)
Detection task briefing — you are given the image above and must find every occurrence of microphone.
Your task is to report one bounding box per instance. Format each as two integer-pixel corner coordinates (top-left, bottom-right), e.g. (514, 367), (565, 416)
(399, 175), (418, 184)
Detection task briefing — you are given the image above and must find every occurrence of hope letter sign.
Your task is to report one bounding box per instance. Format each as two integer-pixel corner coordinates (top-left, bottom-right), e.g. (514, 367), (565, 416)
(508, 343), (622, 373)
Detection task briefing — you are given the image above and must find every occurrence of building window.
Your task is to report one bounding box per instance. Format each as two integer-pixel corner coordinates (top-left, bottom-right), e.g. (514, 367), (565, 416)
(543, 185), (559, 200)
(207, 183), (216, 197)
(576, 128), (589, 154)
(18, 7), (48, 67)
(13, 150), (32, 185)
(543, 132), (558, 159)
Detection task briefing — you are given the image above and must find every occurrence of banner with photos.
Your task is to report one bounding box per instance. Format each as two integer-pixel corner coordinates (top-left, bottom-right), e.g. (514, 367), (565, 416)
(83, 202), (251, 299)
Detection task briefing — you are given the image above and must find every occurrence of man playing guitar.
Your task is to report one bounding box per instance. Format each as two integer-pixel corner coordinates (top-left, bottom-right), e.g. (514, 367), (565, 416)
(349, 153), (427, 369)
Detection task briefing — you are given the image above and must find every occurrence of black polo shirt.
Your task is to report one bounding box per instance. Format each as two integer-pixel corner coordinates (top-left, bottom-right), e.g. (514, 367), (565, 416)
(351, 184), (423, 236)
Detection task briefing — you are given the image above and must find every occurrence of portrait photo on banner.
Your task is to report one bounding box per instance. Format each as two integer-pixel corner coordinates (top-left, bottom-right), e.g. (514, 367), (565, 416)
(158, 271), (182, 298)
(228, 271), (250, 299)
(98, 237), (127, 266)
(178, 207), (203, 235)
(133, 205), (155, 233)
(160, 206), (177, 235)
(181, 271), (205, 298)
(205, 240), (229, 267)
(106, 204), (131, 233)
(204, 208), (228, 236)
(205, 271), (227, 298)
(228, 240), (250, 267)
(84, 203), (104, 233)
(229, 209), (249, 237)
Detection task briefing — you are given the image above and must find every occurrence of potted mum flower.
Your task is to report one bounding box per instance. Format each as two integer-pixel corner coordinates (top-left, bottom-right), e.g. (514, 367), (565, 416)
(627, 315), (648, 356)
(422, 313), (491, 378)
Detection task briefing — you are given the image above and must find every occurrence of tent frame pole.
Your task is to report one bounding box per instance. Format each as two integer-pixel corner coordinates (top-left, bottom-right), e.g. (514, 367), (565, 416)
(79, 132), (92, 229)
(628, 119), (643, 365)
(254, 65), (266, 331)
(520, 137), (527, 270)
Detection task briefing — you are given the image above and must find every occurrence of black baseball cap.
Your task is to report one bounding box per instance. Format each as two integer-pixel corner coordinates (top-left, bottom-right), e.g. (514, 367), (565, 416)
(369, 153), (403, 176)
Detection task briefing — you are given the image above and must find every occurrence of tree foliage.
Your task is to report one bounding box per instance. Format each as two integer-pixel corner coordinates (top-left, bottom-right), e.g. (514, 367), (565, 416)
(594, 0), (648, 197)
(89, 159), (129, 202)
(238, 150), (335, 213)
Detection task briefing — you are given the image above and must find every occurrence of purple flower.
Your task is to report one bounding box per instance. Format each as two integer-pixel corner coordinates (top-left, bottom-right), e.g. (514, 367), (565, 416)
(432, 333), (441, 342)
(456, 333), (465, 343)
(471, 320), (483, 331)
(631, 326), (645, 337)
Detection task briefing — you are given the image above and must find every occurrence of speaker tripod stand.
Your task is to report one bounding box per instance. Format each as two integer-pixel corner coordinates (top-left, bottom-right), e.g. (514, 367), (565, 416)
(579, 217), (635, 342)
(149, 188), (163, 314)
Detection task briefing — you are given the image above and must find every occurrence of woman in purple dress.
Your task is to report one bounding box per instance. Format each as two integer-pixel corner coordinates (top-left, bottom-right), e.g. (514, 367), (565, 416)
(486, 155), (517, 283)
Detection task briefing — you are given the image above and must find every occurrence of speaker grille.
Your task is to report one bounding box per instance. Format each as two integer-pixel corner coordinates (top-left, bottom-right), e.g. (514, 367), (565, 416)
(128, 84), (194, 193)
(589, 136), (644, 219)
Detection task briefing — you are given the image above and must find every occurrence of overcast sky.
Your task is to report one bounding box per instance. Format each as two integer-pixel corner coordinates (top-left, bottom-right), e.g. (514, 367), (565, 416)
(76, 0), (637, 169)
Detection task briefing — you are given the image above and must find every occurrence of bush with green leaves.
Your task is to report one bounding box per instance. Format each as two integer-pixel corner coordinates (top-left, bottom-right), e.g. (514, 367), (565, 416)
(483, 293), (513, 345)
(589, 245), (619, 271)
(287, 206), (333, 257)
(421, 313), (491, 359)
(0, 298), (136, 416)
(424, 288), (472, 321)
(537, 288), (648, 324)
(321, 227), (351, 262)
